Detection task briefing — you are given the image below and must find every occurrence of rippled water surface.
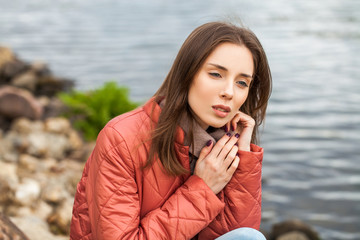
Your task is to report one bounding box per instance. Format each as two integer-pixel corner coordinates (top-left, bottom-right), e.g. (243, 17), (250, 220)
(1, 0), (359, 239)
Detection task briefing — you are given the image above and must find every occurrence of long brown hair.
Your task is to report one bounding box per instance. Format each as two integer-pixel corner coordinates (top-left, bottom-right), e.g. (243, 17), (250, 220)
(146, 21), (272, 176)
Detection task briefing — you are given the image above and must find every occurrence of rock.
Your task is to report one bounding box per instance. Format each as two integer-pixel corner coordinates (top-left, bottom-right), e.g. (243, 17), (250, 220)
(45, 117), (71, 134)
(42, 178), (69, 204)
(0, 86), (43, 120)
(8, 200), (53, 222)
(30, 61), (51, 77)
(0, 130), (28, 162)
(11, 215), (67, 240)
(0, 60), (29, 83)
(0, 47), (29, 84)
(0, 46), (16, 68)
(0, 161), (19, 202)
(0, 115), (11, 131)
(34, 200), (53, 221)
(277, 231), (311, 240)
(48, 197), (74, 235)
(27, 132), (70, 159)
(11, 117), (44, 135)
(269, 219), (320, 240)
(14, 178), (41, 207)
(0, 212), (30, 240)
(42, 97), (68, 119)
(18, 154), (39, 173)
(37, 157), (57, 173)
(67, 129), (83, 150)
(35, 76), (74, 97)
(11, 72), (38, 92)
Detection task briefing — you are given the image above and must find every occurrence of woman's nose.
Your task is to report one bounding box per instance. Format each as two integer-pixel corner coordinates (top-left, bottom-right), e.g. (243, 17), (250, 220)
(220, 80), (233, 99)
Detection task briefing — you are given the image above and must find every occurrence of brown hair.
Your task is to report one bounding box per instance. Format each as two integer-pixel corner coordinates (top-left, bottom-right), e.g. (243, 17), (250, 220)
(146, 21), (272, 175)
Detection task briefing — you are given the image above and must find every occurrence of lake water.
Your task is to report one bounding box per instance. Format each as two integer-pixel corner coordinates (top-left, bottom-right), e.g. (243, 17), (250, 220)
(1, 0), (359, 239)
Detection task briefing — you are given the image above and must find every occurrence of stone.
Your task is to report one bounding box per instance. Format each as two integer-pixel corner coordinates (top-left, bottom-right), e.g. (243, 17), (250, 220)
(42, 97), (68, 119)
(0, 130), (28, 161)
(30, 61), (51, 77)
(33, 200), (53, 221)
(27, 132), (70, 159)
(269, 219), (320, 240)
(42, 178), (69, 204)
(37, 157), (57, 173)
(45, 117), (71, 134)
(35, 76), (74, 97)
(277, 231), (310, 240)
(0, 161), (19, 193)
(0, 61), (29, 84)
(48, 197), (74, 235)
(0, 212), (30, 240)
(14, 178), (41, 207)
(0, 86), (43, 120)
(67, 129), (83, 150)
(18, 154), (39, 173)
(11, 118), (44, 134)
(0, 46), (16, 67)
(11, 72), (38, 92)
(11, 215), (67, 240)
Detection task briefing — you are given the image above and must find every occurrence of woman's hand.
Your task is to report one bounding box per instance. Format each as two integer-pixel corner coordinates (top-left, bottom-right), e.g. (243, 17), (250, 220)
(225, 111), (255, 152)
(194, 133), (240, 195)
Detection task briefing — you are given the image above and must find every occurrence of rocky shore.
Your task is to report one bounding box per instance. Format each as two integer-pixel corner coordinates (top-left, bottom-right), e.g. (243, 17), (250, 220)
(0, 46), (95, 239)
(0, 46), (321, 240)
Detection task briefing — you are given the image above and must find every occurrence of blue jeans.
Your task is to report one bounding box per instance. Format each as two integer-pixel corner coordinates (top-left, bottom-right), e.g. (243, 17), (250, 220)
(215, 227), (266, 240)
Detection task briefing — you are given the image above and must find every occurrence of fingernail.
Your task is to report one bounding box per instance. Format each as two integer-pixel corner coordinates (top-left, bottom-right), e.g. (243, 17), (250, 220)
(235, 133), (240, 138)
(226, 132), (232, 137)
(206, 140), (212, 146)
(231, 125), (234, 131)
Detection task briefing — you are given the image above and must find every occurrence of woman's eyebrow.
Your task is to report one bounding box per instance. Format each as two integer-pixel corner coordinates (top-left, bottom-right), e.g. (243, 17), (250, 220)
(208, 63), (253, 79)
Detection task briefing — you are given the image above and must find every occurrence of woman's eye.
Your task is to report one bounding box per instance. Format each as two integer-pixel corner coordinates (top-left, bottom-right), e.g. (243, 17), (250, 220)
(209, 72), (221, 78)
(237, 81), (248, 87)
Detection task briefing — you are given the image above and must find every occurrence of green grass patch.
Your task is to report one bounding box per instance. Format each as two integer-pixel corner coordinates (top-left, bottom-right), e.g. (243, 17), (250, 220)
(59, 82), (139, 141)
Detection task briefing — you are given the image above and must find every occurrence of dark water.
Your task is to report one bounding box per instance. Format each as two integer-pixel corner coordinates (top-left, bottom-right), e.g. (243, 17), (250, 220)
(1, 0), (359, 239)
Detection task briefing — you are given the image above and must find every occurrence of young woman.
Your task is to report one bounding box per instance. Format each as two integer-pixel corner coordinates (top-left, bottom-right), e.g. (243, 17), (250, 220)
(70, 21), (272, 240)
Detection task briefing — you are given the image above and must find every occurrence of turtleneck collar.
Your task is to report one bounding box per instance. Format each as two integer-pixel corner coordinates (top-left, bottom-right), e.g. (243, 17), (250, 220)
(159, 98), (236, 157)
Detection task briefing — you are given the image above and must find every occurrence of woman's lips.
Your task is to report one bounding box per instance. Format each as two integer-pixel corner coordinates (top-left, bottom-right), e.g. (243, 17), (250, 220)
(212, 105), (231, 118)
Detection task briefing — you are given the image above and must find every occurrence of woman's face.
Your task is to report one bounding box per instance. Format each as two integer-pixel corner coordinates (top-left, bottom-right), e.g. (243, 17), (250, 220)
(188, 42), (254, 129)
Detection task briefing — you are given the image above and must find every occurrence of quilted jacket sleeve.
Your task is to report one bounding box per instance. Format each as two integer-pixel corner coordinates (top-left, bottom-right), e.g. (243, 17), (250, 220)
(197, 144), (263, 239)
(87, 126), (225, 240)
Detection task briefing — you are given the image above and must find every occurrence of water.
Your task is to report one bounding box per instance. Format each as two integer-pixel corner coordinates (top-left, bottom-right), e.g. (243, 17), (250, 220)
(1, 0), (359, 239)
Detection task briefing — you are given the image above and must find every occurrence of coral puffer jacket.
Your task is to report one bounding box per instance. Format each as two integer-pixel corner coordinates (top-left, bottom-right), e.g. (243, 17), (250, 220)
(70, 98), (263, 240)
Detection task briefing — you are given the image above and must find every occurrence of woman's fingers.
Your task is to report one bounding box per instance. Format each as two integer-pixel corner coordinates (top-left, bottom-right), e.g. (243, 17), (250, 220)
(210, 132), (232, 157)
(217, 133), (239, 160)
(227, 155), (240, 175)
(223, 145), (238, 169)
(231, 111), (255, 130)
(198, 140), (213, 161)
